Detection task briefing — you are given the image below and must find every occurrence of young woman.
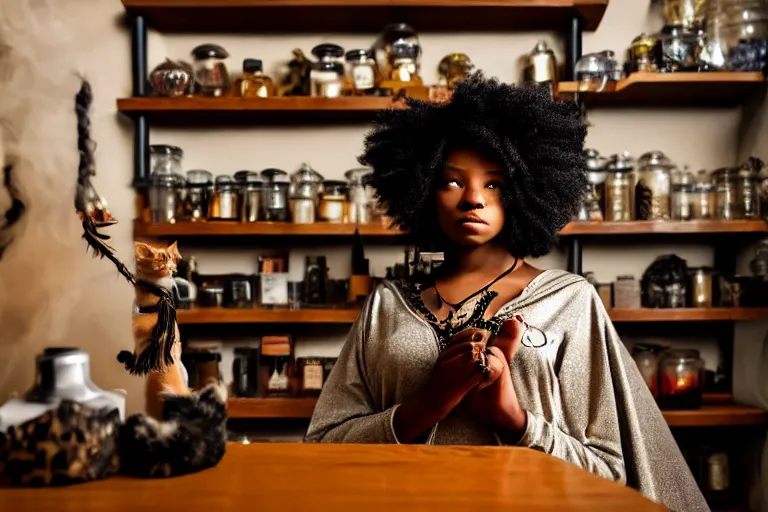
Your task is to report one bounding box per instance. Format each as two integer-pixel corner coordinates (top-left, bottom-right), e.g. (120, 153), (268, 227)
(305, 74), (708, 512)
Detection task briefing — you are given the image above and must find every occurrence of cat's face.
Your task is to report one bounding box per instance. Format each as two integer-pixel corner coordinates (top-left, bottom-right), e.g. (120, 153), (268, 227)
(135, 241), (182, 278)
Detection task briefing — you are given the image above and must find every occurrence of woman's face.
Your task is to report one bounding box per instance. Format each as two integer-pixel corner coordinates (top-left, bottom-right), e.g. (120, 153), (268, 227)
(434, 148), (507, 248)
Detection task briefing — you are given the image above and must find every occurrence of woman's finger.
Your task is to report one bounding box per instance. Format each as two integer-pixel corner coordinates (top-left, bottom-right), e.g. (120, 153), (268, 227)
(494, 317), (525, 360)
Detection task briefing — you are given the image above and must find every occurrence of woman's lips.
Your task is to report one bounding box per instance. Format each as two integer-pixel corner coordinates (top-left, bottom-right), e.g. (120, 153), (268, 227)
(458, 215), (488, 225)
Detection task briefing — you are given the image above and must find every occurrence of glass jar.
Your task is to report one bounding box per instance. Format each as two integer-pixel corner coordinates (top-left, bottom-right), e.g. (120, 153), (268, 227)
(658, 349), (705, 410)
(689, 267), (716, 307)
(290, 181), (317, 224)
(238, 172), (262, 223)
(310, 44), (345, 98)
(149, 145), (185, 224)
(377, 23), (422, 84)
(191, 44), (230, 97)
(631, 344), (663, 398)
(654, 24), (706, 72)
(345, 49), (377, 94)
(629, 33), (658, 72)
(708, 0), (768, 71)
(290, 163), (323, 206)
(738, 163), (761, 219)
(583, 148), (608, 221)
(671, 167), (695, 221)
(636, 151), (674, 221)
(574, 51), (618, 92)
(663, 0), (707, 29)
(345, 168), (373, 224)
(208, 175), (239, 220)
(184, 169), (213, 222)
(150, 144), (184, 176)
(692, 170), (715, 219)
(318, 180), (348, 223)
(604, 152), (636, 222)
(713, 167), (743, 220)
(239, 58), (275, 98)
(260, 168), (290, 222)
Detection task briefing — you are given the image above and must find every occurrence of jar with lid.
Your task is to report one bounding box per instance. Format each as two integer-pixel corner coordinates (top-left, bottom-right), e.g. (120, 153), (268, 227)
(713, 167), (743, 220)
(689, 267), (717, 307)
(631, 344), (664, 398)
(238, 58), (275, 98)
(318, 180), (348, 223)
(376, 23), (422, 85)
(654, 24), (706, 72)
(208, 175), (239, 220)
(345, 168), (374, 224)
(692, 170), (715, 219)
(629, 33), (658, 73)
(671, 166), (695, 221)
(581, 149), (608, 221)
(310, 44), (345, 98)
(707, 0), (768, 72)
(290, 163), (323, 206)
(290, 181), (317, 224)
(663, 0), (706, 29)
(260, 168), (291, 222)
(658, 348), (705, 410)
(636, 151), (674, 221)
(604, 152), (636, 222)
(149, 145), (185, 224)
(737, 162), (761, 219)
(191, 44), (230, 97)
(345, 49), (377, 95)
(183, 170), (213, 222)
(236, 171), (262, 223)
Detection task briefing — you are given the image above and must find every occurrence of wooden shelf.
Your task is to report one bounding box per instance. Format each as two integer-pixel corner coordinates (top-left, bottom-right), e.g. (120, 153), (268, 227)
(227, 397), (318, 419)
(117, 96), (407, 125)
(559, 220), (768, 236)
(226, 398), (766, 425)
(558, 72), (766, 108)
(608, 308), (768, 322)
(121, 0), (609, 33)
(663, 405), (768, 427)
(134, 219), (405, 238)
(177, 307), (360, 325)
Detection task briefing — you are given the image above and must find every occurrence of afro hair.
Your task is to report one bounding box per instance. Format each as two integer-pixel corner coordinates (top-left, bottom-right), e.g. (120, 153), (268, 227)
(359, 72), (587, 259)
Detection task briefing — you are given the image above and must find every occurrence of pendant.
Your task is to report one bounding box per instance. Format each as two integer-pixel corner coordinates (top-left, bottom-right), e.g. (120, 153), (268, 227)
(521, 320), (548, 348)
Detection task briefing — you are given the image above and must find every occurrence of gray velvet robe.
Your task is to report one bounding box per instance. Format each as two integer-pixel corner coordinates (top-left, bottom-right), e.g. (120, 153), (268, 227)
(305, 269), (709, 512)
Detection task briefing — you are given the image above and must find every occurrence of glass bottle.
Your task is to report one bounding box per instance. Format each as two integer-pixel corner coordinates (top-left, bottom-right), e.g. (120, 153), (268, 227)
(239, 58), (275, 98)
(260, 168), (291, 222)
(149, 145), (185, 224)
(636, 151), (674, 221)
(671, 166), (695, 221)
(604, 152), (636, 222)
(738, 162), (761, 219)
(183, 169), (213, 222)
(310, 44), (345, 98)
(692, 170), (715, 219)
(208, 175), (239, 221)
(345, 49), (377, 95)
(191, 44), (230, 97)
(713, 167), (743, 220)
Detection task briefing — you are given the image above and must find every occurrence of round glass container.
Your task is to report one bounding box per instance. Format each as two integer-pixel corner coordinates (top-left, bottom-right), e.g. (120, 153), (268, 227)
(655, 24), (705, 72)
(692, 170), (715, 219)
(709, 0), (768, 71)
(671, 167), (695, 221)
(630, 33), (658, 72)
(208, 175), (239, 220)
(631, 344), (662, 398)
(377, 23), (422, 83)
(318, 180), (348, 223)
(345, 168), (374, 225)
(191, 44), (230, 97)
(150, 144), (184, 176)
(310, 44), (345, 98)
(290, 163), (323, 204)
(345, 49), (377, 93)
(713, 167), (743, 220)
(689, 266), (717, 307)
(149, 172), (183, 224)
(663, 0), (706, 29)
(239, 172), (263, 223)
(604, 152), (636, 222)
(290, 182), (317, 224)
(738, 163), (761, 219)
(184, 169), (213, 222)
(260, 168), (291, 222)
(658, 349), (705, 410)
(636, 151), (674, 221)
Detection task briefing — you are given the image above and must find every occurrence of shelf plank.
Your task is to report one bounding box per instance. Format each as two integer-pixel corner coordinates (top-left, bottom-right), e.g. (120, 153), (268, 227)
(663, 405), (768, 427)
(177, 308), (360, 325)
(227, 397), (318, 419)
(608, 308), (768, 322)
(559, 220), (768, 236)
(134, 219), (405, 238)
(120, 0), (609, 33)
(558, 72), (766, 108)
(135, 220), (766, 239)
(227, 398), (767, 426)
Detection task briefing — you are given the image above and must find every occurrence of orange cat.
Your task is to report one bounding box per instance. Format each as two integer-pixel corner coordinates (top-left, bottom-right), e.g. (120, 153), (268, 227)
(119, 241), (190, 419)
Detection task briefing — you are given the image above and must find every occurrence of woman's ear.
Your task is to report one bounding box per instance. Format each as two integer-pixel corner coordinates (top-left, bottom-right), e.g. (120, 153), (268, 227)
(166, 241), (182, 262)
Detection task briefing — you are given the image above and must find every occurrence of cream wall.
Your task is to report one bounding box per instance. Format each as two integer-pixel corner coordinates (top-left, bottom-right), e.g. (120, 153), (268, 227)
(0, 0), (762, 415)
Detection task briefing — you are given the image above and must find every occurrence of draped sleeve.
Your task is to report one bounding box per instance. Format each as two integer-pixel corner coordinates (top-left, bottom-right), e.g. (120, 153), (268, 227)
(506, 281), (709, 512)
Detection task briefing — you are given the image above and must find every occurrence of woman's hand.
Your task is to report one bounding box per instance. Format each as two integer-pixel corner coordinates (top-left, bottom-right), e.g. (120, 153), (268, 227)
(393, 330), (487, 443)
(463, 318), (528, 440)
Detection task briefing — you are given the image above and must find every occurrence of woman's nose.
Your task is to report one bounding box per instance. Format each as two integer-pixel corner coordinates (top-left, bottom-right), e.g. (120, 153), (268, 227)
(459, 184), (486, 210)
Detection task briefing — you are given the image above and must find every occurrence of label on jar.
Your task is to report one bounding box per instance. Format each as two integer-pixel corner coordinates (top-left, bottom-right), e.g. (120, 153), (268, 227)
(352, 65), (375, 90)
(303, 363), (324, 390)
(268, 362), (289, 391)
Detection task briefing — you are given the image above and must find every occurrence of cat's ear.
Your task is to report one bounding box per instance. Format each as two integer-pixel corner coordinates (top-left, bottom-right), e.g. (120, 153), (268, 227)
(167, 241), (182, 262)
(134, 241), (157, 260)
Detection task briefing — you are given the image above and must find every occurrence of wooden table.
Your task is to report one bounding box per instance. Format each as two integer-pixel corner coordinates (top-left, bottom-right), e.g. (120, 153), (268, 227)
(0, 443), (665, 511)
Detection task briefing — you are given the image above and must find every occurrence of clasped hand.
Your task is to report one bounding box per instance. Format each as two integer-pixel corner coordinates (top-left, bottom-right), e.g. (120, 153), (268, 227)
(428, 317), (528, 436)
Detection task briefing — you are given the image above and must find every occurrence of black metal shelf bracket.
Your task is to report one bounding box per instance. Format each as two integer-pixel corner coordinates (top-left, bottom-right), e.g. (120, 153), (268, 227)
(565, 14), (583, 81)
(131, 14), (149, 188)
(567, 237), (582, 275)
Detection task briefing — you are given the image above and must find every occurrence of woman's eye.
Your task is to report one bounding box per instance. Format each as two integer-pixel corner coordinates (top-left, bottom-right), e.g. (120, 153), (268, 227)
(441, 179), (461, 189)
(487, 181), (504, 189)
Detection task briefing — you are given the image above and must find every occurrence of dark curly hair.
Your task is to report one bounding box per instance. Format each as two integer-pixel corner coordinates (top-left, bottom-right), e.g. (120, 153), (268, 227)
(359, 72), (587, 259)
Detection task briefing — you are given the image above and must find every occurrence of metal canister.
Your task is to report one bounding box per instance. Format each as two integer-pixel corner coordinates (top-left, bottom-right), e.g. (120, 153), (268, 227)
(208, 175), (239, 220)
(525, 41), (558, 96)
(239, 172), (262, 222)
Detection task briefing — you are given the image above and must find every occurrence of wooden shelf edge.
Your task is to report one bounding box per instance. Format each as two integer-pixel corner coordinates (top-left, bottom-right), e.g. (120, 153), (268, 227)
(227, 397), (318, 419)
(177, 307), (361, 324)
(133, 219), (406, 237)
(558, 72), (765, 94)
(559, 220), (768, 236)
(608, 308), (768, 322)
(117, 96), (405, 113)
(663, 405), (768, 427)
